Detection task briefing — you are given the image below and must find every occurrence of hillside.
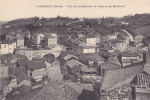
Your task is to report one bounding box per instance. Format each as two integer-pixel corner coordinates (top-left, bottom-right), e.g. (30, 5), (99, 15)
(133, 25), (150, 37)
(122, 14), (150, 30)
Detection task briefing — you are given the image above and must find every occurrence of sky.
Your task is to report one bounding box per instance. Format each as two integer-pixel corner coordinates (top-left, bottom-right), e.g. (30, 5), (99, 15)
(0, 0), (150, 21)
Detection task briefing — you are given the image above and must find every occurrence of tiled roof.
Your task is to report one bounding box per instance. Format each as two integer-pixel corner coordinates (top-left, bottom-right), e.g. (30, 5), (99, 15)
(17, 59), (28, 67)
(63, 83), (94, 95)
(1, 54), (27, 61)
(15, 67), (30, 83)
(92, 53), (104, 61)
(63, 54), (78, 61)
(26, 61), (46, 70)
(81, 53), (104, 62)
(80, 67), (97, 73)
(101, 63), (144, 91)
(108, 57), (121, 66)
(66, 59), (85, 68)
(100, 62), (121, 70)
(121, 52), (138, 57)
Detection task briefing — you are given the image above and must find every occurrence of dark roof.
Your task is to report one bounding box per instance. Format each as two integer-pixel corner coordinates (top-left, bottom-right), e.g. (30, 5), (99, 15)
(63, 54), (78, 61)
(66, 59), (86, 68)
(100, 62), (121, 70)
(1, 54), (27, 62)
(78, 89), (96, 100)
(80, 53), (104, 62)
(8, 67), (16, 75)
(26, 61), (46, 70)
(108, 57), (121, 66)
(101, 63), (144, 91)
(15, 68), (30, 83)
(121, 52), (138, 57)
(17, 59), (28, 67)
(62, 83), (94, 95)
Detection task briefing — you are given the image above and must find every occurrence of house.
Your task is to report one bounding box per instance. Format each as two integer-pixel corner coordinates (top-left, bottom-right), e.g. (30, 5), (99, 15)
(79, 53), (104, 67)
(100, 63), (150, 100)
(32, 33), (45, 45)
(72, 36), (97, 55)
(16, 35), (24, 47)
(5, 33), (16, 41)
(0, 41), (16, 54)
(65, 59), (87, 82)
(121, 52), (143, 66)
(97, 43), (114, 58)
(101, 33), (118, 43)
(98, 62), (121, 76)
(15, 46), (61, 60)
(86, 35), (97, 47)
(0, 54), (27, 65)
(44, 33), (57, 47)
(108, 56), (121, 66)
(72, 43), (96, 55)
(135, 35), (144, 44)
(101, 35), (110, 43)
(79, 67), (101, 84)
(110, 39), (128, 52)
(26, 61), (47, 83)
(15, 46), (33, 60)
(65, 59), (101, 83)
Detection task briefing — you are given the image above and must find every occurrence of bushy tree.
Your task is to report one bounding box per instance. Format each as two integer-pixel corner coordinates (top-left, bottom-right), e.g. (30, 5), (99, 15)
(43, 53), (55, 64)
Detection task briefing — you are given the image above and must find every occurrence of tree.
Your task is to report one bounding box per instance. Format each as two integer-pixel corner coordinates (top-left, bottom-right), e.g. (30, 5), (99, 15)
(43, 53), (55, 64)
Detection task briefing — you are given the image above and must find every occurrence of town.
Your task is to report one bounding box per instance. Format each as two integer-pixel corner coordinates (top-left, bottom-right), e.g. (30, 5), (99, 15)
(0, 14), (150, 100)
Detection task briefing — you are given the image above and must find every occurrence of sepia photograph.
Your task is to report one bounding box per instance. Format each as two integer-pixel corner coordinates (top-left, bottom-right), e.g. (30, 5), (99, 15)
(0, 0), (150, 100)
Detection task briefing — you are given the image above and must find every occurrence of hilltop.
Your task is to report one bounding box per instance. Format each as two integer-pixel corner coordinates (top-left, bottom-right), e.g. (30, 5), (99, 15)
(0, 14), (150, 38)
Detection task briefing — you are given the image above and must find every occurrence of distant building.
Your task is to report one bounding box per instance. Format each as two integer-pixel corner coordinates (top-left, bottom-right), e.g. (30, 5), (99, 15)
(101, 33), (118, 43)
(79, 53), (104, 67)
(86, 36), (97, 46)
(16, 35), (24, 47)
(15, 46), (61, 60)
(44, 33), (57, 47)
(5, 33), (16, 41)
(32, 33), (44, 45)
(15, 46), (33, 60)
(98, 62), (121, 76)
(0, 41), (16, 54)
(110, 40), (128, 52)
(26, 61), (47, 83)
(135, 35), (144, 44)
(72, 36), (97, 55)
(121, 52), (143, 66)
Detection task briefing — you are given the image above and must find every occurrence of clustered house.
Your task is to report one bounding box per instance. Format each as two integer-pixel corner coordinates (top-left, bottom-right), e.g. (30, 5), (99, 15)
(1, 16), (150, 100)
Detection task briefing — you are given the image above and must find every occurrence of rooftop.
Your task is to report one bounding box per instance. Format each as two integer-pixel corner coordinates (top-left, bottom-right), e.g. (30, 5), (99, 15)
(26, 61), (46, 70)
(66, 59), (86, 68)
(100, 62), (121, 70)
(121, 52), (138, 57)
(101, 63), (144, 91)
(63, 54), (78, 61)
